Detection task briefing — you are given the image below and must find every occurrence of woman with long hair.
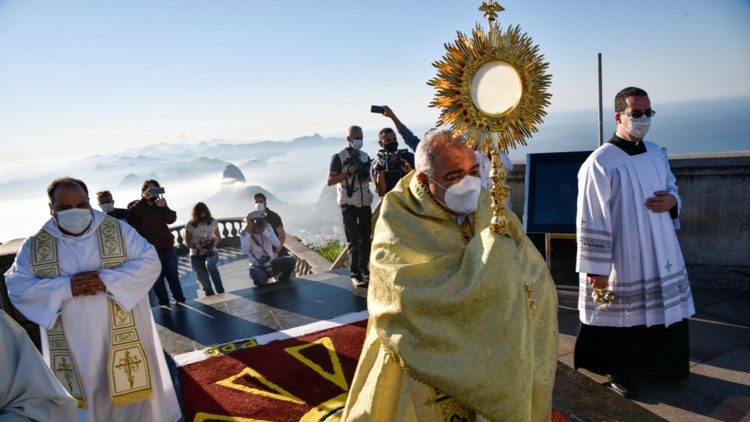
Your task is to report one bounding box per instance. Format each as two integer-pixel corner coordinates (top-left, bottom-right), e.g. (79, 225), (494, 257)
(185, 202), (225, 296)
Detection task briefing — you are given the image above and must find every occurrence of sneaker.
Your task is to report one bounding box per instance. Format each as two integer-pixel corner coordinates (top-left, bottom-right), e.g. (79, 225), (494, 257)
(351, 275), (368, 288)
(158, 304), (171, 311)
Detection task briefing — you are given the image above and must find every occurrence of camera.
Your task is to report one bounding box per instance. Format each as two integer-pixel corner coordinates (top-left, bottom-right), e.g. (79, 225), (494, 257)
(370, 105), (385, 114)
(343, 155), (370, 180)
(375, 148), (409, 172)
(257, 254), (273, 275)
(342, 154), (371, 197)
(147, 187), (165, 196)
(200, 239), (215, 257)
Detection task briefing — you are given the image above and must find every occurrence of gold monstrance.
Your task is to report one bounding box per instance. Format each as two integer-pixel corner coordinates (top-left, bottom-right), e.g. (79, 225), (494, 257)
(428, 1), (551, 236)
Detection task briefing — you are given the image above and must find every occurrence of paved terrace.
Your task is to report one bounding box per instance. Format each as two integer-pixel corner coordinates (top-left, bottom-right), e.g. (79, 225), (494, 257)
(153, 249), (749, 421)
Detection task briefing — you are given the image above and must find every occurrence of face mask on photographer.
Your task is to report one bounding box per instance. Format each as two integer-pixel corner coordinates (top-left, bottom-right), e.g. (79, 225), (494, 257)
(351, 139), (364, 150)
(254, 202), (265, 212)
(383, 142), (399, 153)
(56, 208), (93, 235)
(100, 202), (114, 213)
(429, 175), (482, 215)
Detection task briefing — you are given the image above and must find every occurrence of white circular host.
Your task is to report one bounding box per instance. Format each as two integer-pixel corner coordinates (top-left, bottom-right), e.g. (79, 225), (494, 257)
(471, 61), (523, 116)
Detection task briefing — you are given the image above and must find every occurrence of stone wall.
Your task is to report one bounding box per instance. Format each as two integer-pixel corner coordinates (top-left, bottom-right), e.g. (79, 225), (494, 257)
(505, 151), (750, 286)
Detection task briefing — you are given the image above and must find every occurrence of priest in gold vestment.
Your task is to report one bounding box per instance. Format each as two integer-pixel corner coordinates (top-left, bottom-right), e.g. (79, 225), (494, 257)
(342, 129), (558, 421)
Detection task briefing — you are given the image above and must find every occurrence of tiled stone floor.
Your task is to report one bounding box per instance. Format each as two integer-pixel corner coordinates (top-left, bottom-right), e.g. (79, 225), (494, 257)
(155, 252), (750, 421)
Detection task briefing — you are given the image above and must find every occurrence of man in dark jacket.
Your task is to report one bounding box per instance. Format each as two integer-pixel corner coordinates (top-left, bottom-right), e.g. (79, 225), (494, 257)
(96, 190), (128, 220)
(127, 179), (186, 309)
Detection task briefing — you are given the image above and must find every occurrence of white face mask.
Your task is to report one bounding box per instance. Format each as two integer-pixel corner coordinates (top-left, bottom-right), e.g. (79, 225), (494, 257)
(430, 175), (482, 214)
(56, 208), (93, 234)
(254, 202), (265, 212)
(625, 116), (651, 139)
(351, 139), (364, 150)
(100, 203), (114, 213)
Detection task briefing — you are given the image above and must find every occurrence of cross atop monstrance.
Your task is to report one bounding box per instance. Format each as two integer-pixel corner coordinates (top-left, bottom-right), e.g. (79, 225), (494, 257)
(479, 0), (504, 22)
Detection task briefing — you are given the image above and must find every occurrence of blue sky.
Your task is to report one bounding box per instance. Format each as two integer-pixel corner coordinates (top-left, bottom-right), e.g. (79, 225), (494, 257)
(0, 0), (748, 166)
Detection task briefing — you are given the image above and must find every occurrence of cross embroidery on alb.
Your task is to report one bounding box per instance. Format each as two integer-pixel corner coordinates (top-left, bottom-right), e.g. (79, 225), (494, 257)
(116, 351), (143, 388)
(665, 261), (673, 272)
(56, 357), (75, 391)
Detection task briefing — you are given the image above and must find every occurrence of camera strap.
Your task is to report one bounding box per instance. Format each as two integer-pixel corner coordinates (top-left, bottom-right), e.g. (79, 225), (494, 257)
(339, 149), (357, 197)
(248, 233), (268, 263)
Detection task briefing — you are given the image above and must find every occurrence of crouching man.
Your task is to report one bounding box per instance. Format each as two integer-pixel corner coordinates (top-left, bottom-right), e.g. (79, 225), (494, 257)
(240, 211), (296, 286)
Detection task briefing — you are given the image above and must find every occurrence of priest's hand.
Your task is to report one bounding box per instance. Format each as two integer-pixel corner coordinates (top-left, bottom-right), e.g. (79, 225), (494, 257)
(645, 191), (676, 213)
(71, 271), (107, 296)
(587, 275), (609, 289)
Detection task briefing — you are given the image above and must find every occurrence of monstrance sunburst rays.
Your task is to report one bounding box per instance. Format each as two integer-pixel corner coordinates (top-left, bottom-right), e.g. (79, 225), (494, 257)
(427, 2), (551, 235)
(428, 23), (551, 153)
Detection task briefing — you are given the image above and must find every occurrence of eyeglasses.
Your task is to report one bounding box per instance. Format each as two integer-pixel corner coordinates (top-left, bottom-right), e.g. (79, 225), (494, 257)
(619, 109), (655, 119)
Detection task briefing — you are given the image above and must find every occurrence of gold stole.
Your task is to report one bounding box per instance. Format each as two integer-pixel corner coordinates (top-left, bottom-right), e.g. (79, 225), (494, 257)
(30, 216), (153, 408)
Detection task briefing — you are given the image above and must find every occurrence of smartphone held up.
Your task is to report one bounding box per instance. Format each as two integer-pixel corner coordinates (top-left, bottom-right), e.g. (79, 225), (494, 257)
(148, 187), (166, 196)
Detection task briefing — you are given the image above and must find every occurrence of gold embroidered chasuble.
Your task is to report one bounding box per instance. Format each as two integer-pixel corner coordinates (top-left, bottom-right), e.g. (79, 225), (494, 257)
(343, 173), (558, 421)
(29, 216), (153, 408)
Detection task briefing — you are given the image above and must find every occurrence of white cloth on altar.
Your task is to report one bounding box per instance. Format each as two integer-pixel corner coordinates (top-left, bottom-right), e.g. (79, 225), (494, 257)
(4, 211), (181, 422)
(0, 310), (78, 421)
(576, 141), (695, 328)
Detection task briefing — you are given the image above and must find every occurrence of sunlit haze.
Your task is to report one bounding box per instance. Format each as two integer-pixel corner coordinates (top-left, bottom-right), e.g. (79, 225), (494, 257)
(0, 1), (749, 243)
(1, 0), (748, 165)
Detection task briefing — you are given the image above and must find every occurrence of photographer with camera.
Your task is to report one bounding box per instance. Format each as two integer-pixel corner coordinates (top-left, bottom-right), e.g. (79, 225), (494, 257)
(372, 127), (415, 196)
(127, 179), (186, 309)
(327, 125), (373, 288)
(240, 211), (296, 286)
(374, 105), (513, 199)
(185, 202), (225, 297)
(252, 192), (287, 253)
(370, 106), (418, 196)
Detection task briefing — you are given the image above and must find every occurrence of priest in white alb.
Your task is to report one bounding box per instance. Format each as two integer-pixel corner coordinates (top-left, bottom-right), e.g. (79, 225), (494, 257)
(574, 87), (695, 399)
(1, 309), (78, 420)
(5, 177), (181, 421)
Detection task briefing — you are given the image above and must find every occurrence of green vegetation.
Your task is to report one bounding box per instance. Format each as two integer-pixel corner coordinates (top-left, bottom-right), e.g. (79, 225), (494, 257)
(309, 239), (345, 263)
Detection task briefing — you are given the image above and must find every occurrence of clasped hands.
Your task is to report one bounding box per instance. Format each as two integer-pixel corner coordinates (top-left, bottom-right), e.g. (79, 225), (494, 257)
(645, 191), (675, 213)
(70, 271), (107, 297)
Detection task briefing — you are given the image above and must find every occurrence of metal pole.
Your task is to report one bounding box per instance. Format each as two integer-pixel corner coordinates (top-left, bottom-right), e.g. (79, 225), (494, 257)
(597, 53), (604, 146)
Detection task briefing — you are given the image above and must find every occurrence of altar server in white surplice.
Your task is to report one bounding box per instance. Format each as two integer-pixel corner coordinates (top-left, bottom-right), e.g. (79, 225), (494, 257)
(574, 87), (695, 400)
(0, 309), (78, 420)
(5, 177), (181, 422)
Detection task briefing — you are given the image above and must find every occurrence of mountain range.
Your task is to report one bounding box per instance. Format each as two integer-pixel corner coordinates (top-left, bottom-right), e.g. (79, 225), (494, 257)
(0, 133), (353, 243)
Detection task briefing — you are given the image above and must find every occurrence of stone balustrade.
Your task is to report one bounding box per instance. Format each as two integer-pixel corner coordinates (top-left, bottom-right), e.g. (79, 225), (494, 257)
(169, 218), (245, 254)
